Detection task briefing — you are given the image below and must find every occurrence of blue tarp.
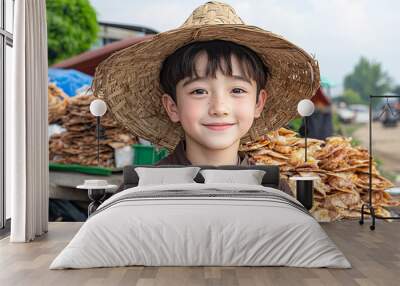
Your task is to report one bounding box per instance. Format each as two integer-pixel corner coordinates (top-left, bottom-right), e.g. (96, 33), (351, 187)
(48, 68), (93, 97)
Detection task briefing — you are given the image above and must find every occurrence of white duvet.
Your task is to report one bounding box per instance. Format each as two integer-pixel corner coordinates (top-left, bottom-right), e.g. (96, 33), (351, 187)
(49, 183), (351, 269)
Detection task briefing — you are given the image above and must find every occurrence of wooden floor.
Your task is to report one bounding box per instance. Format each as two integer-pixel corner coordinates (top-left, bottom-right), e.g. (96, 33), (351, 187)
(0, 221), (399, 286)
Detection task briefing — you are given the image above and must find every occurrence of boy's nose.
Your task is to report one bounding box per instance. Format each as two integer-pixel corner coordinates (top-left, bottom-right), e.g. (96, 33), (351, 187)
(208, 95), (230, 116)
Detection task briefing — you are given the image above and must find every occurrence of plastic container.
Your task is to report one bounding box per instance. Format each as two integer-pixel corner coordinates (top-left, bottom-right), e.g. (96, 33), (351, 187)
(132, 144), (156, 165)
(155, 147), (169, 162)
(132, 144), (169, 165)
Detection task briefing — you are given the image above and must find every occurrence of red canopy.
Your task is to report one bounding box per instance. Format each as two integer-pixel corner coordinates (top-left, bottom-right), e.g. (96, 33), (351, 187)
(311, 87), (331, 106)
(52, 35), (154, 76)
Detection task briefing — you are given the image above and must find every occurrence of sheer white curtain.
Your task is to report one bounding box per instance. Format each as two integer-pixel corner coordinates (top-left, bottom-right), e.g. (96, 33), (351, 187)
(7, 0), (49, 242)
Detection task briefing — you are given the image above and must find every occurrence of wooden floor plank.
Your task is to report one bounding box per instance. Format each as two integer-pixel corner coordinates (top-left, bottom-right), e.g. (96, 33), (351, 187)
(0, 221), (399, 286)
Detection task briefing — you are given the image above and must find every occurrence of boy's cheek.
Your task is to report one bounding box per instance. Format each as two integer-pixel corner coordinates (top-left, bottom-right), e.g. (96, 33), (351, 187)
(178, 104), (204, 127)
(235, 106), (258, 129)
(235, 103), (256, 119)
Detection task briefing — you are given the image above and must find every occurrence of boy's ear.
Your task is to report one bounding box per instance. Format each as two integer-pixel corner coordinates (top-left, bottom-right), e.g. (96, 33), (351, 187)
(161, 93), (180, 123)
(254, 89), (268, 118)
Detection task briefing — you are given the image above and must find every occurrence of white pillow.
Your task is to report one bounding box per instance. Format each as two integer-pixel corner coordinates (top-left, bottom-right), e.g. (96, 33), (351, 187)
(135, 167), (201, 186)
(200, 169), (266, 185)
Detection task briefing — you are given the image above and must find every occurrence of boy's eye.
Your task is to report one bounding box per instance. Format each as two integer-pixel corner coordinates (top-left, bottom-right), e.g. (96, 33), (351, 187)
(190, 89), (208, 95)
(232, 88), (246, 94)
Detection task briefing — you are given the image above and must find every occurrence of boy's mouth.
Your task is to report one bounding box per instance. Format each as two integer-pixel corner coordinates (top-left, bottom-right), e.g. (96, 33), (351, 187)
(203, 122), (236, 131)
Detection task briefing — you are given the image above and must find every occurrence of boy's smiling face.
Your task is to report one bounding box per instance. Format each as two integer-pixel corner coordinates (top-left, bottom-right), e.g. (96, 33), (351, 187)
(162, 51), (267, 151)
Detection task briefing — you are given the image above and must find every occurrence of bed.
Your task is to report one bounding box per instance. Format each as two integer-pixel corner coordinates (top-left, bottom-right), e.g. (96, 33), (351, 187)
(49, 165), (351, 269)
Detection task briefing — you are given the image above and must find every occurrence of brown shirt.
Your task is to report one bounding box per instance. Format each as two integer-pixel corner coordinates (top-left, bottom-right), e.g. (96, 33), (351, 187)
(155, 139), (293, 196)
(155, 139), (250, 166)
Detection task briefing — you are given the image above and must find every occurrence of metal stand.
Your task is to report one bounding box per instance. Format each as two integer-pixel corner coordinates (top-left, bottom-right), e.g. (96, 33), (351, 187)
(289, 176), (318, 210)
(96, 116), (100, 166)
(304, 116), (308, 162)
(87, 188), (106, 216)
(359, 94), (400, 230)
(95, 116), (107, 167)
(296, 180), (313, 210)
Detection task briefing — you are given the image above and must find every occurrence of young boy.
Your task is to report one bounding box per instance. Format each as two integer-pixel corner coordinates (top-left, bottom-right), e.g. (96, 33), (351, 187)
(155, 39), (268, 167)
(92, 1), (320, 196)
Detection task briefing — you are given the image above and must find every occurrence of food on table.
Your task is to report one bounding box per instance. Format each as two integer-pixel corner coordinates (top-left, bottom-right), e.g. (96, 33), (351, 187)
(48, 83), (69, 124)
(240, 128), (400, 221)
(49, 86), (137, 168)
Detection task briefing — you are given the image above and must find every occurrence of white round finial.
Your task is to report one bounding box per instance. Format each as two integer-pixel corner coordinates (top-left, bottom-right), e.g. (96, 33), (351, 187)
(90, 99), (107, 117)
(297, 99), (315, 117)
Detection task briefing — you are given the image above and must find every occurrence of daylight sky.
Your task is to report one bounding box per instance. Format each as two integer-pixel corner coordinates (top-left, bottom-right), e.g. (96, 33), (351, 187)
(89, 0), (400, 95)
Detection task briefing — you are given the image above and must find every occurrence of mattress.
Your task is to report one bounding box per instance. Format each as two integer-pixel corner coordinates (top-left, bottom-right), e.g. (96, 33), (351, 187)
(49, 183), (351, 269)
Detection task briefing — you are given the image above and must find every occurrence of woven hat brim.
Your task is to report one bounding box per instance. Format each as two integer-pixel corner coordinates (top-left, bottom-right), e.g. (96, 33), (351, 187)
(92, 24), (320, 152)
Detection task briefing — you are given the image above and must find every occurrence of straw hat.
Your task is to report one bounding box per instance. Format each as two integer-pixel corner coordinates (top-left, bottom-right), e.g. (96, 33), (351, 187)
(92, 1), (320, 152)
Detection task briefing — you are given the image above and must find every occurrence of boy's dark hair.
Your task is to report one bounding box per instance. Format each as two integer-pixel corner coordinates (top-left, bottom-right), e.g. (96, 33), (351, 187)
(159, 40), (271, 104)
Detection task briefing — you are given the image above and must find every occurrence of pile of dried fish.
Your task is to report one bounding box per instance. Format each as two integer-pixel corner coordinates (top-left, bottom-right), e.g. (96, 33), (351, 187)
(239, 128), (400, 221)
(48, 83), (69, 124)
(49, 92), (137, 168)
